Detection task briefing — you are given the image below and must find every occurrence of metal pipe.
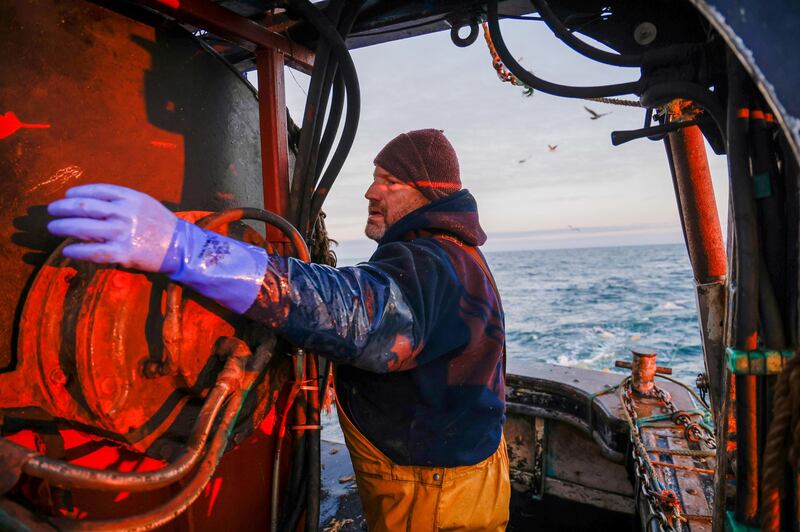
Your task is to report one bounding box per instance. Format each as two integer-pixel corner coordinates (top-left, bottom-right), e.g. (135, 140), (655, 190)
(21, 385), (229, 492)
(665, 120), (726, 284)
(305, 354), (321, 532)
(663, 112), (727, 417)
(256, 48), (292, 253)
(50, 390), (245, 531)
(736, 375), (760, 523)
(18, 341), (250, 492)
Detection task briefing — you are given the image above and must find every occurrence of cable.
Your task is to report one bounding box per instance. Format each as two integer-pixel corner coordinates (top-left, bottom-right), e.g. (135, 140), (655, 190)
(486, 0), (642, 98)
(530, 0), (642, 67)
(305, 1), (365, 231)
(315, 69), (345, 180)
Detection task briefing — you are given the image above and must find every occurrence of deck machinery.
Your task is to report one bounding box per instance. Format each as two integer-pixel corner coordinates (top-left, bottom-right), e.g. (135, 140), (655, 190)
(0, 0), (799, 530)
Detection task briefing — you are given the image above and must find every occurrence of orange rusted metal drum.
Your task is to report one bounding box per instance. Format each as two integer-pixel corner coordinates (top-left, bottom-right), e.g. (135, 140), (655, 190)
(4, 213), (267, 449)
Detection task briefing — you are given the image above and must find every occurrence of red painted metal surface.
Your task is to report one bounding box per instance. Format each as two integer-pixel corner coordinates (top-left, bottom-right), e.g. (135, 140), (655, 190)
(258, 49), (292, 253)
(135, 0), (314, 74)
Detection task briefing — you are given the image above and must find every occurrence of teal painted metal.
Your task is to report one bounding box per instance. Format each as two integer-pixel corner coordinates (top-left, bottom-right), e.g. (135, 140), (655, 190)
(753, 172), (772, 198)
(725, 347), (794, 375)
(725, 510), (760, 531)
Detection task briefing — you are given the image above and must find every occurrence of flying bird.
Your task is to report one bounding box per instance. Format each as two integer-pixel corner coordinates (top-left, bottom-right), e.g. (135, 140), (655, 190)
(584, 106), (611, 120)
(518, 156), (531, 164)
(548, 144), (558, 152)
(568, 225), (581, 232)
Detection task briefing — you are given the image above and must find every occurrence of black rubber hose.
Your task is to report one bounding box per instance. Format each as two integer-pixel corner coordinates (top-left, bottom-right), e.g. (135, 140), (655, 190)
(530, 0), (642, 67)
(751, 109), (788, 343)
(304, 2), (364, 229)
(315, 70), (345, 181)
(486, 0), (642, 98)
(279, 472), (309, 532)
(314, 2), (364, 188)
(288, 38), (334, 227)
(725, 54), (759, 351)
(289, 0), (349, 231)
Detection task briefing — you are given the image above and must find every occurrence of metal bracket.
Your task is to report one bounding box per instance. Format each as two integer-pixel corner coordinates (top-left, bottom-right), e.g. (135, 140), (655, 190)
(725, 511), (760, 532)
(725, 347), (794, 375)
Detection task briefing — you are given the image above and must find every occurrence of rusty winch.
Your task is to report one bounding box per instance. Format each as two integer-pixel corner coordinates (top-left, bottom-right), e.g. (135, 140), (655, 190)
(0, 207), (307, 529)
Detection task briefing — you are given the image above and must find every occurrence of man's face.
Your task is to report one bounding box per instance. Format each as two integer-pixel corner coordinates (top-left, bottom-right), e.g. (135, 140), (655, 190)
(364, 165), (429, 241)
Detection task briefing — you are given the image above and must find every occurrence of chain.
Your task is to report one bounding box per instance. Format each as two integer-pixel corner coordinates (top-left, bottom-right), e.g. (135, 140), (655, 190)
(654, 386), (717, 450)
(619, 378), (685, 531)
(585, 96), (643, 108)
(481, 22), (533, 95)
(619, 377), (718, 530)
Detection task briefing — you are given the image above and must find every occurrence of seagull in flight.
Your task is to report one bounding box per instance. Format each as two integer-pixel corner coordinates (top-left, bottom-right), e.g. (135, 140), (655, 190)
(568, 225), (581, 232)
(518, 155), (531, 164)
(548, 144), (558, 152)
(584, 106), (611, 120)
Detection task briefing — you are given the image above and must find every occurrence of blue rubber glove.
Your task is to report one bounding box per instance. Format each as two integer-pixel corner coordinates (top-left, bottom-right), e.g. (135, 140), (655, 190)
(47, 184), (269, 314)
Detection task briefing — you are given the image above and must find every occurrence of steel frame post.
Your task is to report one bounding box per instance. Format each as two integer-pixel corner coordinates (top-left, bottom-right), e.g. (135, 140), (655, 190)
(665, 118), (731, 531)
(257, 48), (292, 252)
(664, 121), (727, 414)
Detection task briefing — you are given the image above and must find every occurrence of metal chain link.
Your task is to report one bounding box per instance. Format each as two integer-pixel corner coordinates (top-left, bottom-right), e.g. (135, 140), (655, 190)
(654, 386), (717, 450)
(619, 378), (685, 531)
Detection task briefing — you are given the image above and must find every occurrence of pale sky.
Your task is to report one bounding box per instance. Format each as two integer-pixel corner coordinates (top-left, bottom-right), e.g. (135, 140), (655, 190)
(250, 18), (729, 259)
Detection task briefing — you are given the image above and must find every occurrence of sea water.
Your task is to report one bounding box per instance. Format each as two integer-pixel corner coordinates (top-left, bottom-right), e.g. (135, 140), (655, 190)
(322, 242), (706, 444)
(493, 243), (704, 382)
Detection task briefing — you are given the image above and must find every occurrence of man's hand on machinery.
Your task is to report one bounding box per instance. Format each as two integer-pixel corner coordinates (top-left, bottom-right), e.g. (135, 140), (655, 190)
(47, 184), (269, 314)
(47, 183), (179, 272)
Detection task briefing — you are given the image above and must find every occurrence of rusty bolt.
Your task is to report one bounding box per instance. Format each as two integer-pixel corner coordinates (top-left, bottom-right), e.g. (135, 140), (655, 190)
(99, 377), (118, 397)
(143, 360), (161, 378)
(48, 368), (68, 386)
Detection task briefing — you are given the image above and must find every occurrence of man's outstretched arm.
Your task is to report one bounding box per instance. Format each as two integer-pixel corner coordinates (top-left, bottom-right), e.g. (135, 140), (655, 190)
(47, 184), (420, 372)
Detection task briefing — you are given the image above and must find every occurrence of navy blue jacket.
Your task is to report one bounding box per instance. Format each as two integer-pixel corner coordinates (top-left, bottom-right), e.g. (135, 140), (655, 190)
(245, 190), (505, 467)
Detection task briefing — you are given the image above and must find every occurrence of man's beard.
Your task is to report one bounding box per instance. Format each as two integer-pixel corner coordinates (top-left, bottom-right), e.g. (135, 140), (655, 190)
(365, 200), (387, 241)
(365, 219), (386, 241)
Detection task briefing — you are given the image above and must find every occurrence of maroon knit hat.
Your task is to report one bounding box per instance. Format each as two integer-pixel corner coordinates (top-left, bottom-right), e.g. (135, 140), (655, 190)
(373, 129), (461, 202)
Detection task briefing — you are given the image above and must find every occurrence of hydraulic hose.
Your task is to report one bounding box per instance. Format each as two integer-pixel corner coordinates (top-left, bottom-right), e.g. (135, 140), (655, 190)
(288, 0), (347, 229)
(726, 53), (760, 525)
(486, 0), (642, 98)
(50, 391), (246, 531)
(315, 69), (345, 181)
(8, 339), (257, 494)
(305, 1), (364, 233)
(313, 1), (364, 185)
(726, 58), (759, 352)
(21, 385), (230, 492)
(530, 0), (642, 67)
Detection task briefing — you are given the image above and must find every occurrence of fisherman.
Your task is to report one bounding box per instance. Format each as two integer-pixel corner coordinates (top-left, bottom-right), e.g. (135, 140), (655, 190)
(46, 128), (509, 531)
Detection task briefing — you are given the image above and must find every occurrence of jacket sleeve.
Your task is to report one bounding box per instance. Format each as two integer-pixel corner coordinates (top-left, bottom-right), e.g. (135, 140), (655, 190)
(244, 241), (461, 373)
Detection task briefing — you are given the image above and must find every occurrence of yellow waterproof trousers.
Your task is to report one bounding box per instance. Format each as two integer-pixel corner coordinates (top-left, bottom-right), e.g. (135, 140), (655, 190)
(337, 402), (510, 531)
